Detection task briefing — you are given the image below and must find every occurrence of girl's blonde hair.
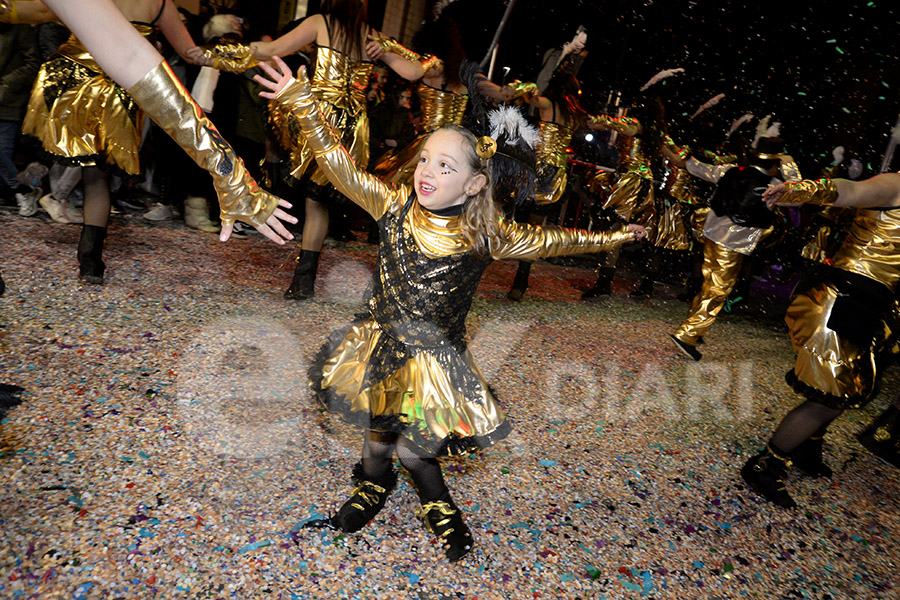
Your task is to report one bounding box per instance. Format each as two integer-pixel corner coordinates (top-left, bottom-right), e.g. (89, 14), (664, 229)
(437, 124), (506, 256)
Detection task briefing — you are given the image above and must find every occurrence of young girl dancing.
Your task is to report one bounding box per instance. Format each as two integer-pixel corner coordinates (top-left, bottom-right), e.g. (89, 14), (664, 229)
(255, 57), (644, 562)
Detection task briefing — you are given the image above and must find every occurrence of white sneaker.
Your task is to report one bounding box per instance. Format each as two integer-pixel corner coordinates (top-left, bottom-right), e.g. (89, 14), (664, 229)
(144, 203), (176, 221)
(16, 191), (39, 217)
(39, 193), (73, 224)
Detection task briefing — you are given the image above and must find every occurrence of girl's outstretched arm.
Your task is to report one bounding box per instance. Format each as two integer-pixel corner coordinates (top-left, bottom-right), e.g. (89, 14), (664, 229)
(491, 218), (644, 261)
(256, 57), (405, 220)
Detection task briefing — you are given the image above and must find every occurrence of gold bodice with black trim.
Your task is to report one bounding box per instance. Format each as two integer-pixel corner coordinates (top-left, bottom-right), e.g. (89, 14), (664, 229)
(536, 121), (574, 169)
(310, 46), (374, 116)
(417, 83), (468, 133)
(833, 207), (900, 292)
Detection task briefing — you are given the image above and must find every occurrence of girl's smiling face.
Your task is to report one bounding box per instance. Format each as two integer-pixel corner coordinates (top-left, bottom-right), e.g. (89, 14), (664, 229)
(414, 129), (486, 211)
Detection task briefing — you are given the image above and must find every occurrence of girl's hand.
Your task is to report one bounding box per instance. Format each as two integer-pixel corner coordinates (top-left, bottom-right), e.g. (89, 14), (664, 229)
(249, 40), (276, 61)
(366, 32), (385, 61)
(253, 56), (298, 99)
(763, 182), (787, 209)
(220, 199), (298, 245)
(183, 45), (210, 66)
(626, 224), (646, 241)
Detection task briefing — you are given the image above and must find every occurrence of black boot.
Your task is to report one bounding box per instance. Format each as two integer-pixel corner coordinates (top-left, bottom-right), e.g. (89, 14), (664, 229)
(581, 266), (615, 300)
(789, 436), (833, 478)
(284, 249), (320, 300)
(506, 261), (532, 302)
(629, 276), (654, 299)
(740, 444), (796, 508)
(331, 462), (397, 533)
(0, 270), (5, 296)
(857, 405), (900, 470)
(77, 225), (107, 285)
(417, 496), (474, 562)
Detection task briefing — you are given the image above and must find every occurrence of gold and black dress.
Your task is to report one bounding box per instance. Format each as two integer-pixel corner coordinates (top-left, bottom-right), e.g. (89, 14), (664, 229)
(277, 79), (634, 455)
(785, 204), (900, 408)
(269, 31), (374, 198)
(21, 22), (158, 178)
(534, 117), (574, 205)
(371, 78), (468, 186)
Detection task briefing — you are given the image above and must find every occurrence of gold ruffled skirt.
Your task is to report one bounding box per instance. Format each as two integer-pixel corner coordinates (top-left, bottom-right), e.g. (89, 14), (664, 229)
(310, 319), (510, 456)
(785, 281), (875, 408)
(22, 53), (142, 176)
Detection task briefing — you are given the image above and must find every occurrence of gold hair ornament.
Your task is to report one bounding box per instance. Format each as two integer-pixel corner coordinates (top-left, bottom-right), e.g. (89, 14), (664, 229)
(476, 136), (497, 160)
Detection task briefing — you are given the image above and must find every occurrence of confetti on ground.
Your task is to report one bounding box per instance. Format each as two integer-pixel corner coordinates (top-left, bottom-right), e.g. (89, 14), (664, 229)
(0, 210), (898, 599)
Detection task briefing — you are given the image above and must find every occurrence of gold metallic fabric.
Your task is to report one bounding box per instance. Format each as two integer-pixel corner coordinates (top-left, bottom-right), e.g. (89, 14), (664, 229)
(269, 46), (374, 183)
(652, 200), (691, 251)
(200, 42), (259, 72)
(533, 121), (574, 205)
(832, 208), (900, 292)
(371, 82), (468, 186)
(127, 61), (279, 228)
(778, 178), (839, 207)
(589, 114), (640, 136)
(672, 239), (744, 345)
(372, 36), (422, 63)
(602, 133), (654, 221)
(0, 0), (18, 23)
(319, 319), (507, 453)
(785, 281), (875, 404)
(21, 27), (152, 175)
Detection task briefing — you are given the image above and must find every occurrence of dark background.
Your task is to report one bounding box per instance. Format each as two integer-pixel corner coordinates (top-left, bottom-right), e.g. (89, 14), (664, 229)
(442, 0), (900, 177)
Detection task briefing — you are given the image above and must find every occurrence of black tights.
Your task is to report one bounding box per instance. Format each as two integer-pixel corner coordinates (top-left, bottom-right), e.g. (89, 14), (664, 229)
(769, 400), (843, 453)
(361, 430), (449, 503)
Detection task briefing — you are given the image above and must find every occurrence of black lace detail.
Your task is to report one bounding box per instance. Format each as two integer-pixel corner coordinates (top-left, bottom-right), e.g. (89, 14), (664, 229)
(784, 369), (872, 410)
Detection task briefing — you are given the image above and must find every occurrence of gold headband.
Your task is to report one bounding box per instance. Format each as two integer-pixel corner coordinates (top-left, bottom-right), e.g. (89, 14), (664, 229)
(476, 136), (497, 160)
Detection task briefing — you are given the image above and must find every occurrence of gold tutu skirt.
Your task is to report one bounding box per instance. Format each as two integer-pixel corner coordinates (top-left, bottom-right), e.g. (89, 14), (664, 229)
(310, 318), (510, 456)
(785, 280), (876, 408)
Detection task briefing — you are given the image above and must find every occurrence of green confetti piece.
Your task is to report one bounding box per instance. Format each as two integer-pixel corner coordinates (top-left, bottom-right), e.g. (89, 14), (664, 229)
(797, 92), (807, 96)
(826, 39), (837, 43)
(836, 47), (845, 54)
(842, 107), (851, 113)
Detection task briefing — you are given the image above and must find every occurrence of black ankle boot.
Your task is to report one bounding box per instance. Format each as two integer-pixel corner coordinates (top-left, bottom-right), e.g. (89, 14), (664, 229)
(582, 267), (615, 300)
(284, 249), (320, 300)
(331, 462), (397, 533)
(77, 225), (107, 285)
(417, 496), (474, 562)
(0, 270), (5, 296)
(629, 276), (654, 299)
(789, 436), (833, 478)
(506, 261), (532, 302)
(740, 444), (796, 508)
(858, 405), (900, 470)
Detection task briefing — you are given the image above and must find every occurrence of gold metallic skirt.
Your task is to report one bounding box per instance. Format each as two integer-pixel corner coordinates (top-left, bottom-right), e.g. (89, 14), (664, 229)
(602, 171), (653, 222)
(310, 319), (511, 456)
(535, 164), (567, 206)
(22, 54), (142, 176)
(370, 132), (427, 186)
(785, 281), (876, 408)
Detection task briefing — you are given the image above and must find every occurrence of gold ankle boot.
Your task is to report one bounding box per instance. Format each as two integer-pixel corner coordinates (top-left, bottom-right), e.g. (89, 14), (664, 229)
(126, 61), (278, 229)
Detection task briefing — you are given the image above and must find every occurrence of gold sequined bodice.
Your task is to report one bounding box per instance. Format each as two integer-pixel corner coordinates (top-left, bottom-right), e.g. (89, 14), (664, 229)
(417, 83), (468, 133)
(536, 121), (574, 169)
(311, 46), (373, 116)
(833, 208), (900, 292)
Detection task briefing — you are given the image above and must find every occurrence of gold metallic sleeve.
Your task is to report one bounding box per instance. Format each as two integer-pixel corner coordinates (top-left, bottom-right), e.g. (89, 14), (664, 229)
(372, 36), (423, 63)
(588, 114), (640, 136)
(126, 61), (279, 228)
(0, 0), (18, 23)
(503, 79), (538, 100)
(419, 54), (442, 74)
(274, 76), (397, 220)
(777, 179), (839, 207)
(662, 134), (690, 160)
(491, 218), (634, 261)
(199, 42), (259, 72)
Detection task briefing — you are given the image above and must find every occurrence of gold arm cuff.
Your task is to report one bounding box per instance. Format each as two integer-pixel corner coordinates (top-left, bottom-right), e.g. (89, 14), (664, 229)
(0, 0), (19, 23)
(201, 42), (259, 73)
(588, 114), (640, 135)
(662, 134), (690, 160)
(373, 36), (422, 63)
(127, 61), (279, 228)
(504, 80), (538, 100)
(419, 54), (442, 73)
(779, 179), (839, 207)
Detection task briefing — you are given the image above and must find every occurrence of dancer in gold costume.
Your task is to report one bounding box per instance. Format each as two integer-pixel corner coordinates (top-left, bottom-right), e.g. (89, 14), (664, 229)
(255, 57), (644, 562)
(5, 0), (288, 284)
(742, 173), (900, 507)
(251, 0), (423, 300)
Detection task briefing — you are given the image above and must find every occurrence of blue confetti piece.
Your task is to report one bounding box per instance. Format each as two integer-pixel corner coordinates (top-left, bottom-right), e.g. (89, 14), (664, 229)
(692, 561), (704, 569)
(642, 571), (654, 595)
(715, 522), (732, 530)
(539, 460), (557, 467)
(74, 582), (94, 599)
(238, 540), (271, 554)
